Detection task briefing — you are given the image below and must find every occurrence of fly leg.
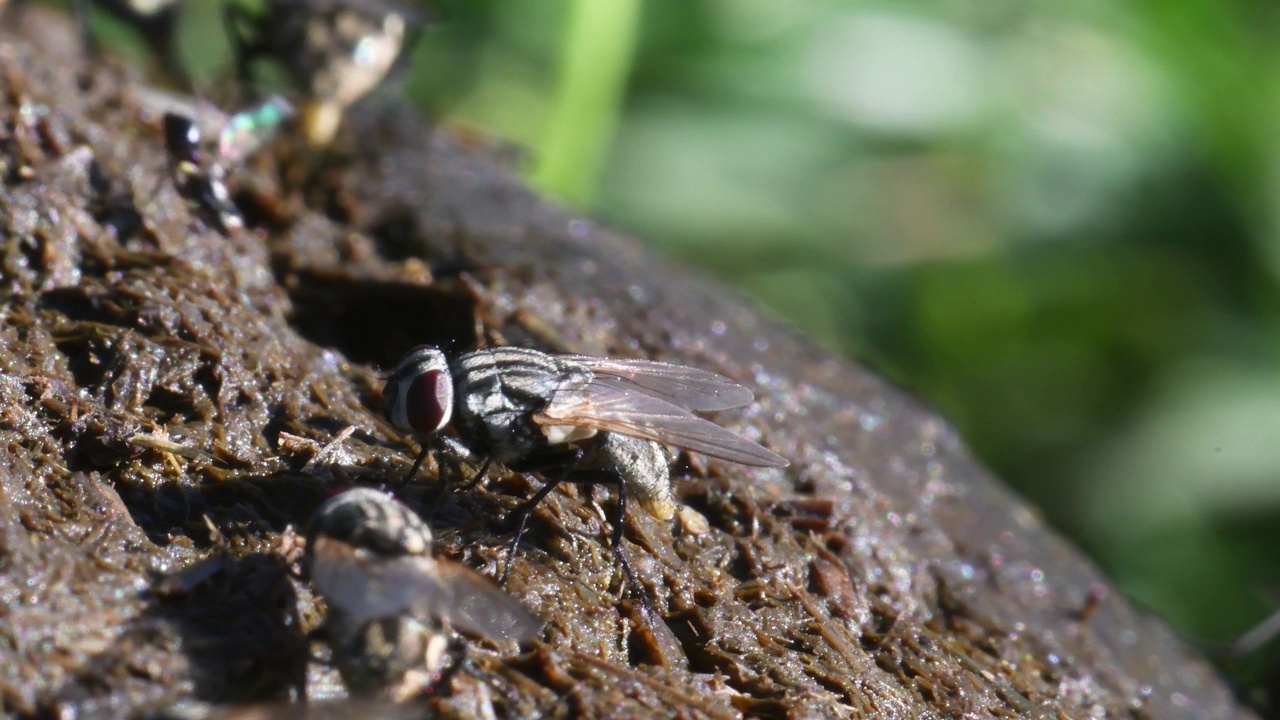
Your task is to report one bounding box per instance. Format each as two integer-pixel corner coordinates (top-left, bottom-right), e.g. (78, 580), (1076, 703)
(609, 476), (644, 599)
(394, 443), (431, 491)
(394, 435), (464, 490)
(498, 447), (584, 583)
(498, 455), (652, 606)
(419, 437), (491, 519)
(558, 469), (647, 605)
(458, 455), (494, 492)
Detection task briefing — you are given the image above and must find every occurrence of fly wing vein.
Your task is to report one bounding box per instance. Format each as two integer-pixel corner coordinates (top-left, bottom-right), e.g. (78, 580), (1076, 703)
(539, 383), (787, 467)
(312, 540), (540, 640)
(421, 561), (543, 642)
(563, 355), (755, 411)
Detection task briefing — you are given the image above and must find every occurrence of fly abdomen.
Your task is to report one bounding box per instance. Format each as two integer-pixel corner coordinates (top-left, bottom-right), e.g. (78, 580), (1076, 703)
(582, 434), (677, 521)
(326, 608), (448, 701)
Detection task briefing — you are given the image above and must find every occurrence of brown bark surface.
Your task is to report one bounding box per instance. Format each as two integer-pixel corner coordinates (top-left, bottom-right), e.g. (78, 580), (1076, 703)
(0, 10), (1257, 720)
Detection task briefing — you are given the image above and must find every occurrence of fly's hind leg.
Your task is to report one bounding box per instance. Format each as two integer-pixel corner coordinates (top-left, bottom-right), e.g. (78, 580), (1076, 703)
(606, 476), (644, 602)
(500, 448), (655, 610)
(555, 468), (649, 607)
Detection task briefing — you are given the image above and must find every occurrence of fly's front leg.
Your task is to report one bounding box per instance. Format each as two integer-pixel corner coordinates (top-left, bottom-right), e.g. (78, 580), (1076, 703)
(393, 443), (431, 491)
(423, 436), (490, 518)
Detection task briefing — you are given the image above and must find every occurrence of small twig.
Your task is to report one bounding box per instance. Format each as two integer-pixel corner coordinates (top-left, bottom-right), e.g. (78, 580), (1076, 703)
(301, 424), (356, 472)
(567, 650), (739, 720)
(127, 428), (212, 461)
(1234, 608), (1280, 656)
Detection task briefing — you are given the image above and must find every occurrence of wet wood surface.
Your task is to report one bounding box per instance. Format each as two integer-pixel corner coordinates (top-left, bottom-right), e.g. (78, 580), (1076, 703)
(0, 9), (1256, 720)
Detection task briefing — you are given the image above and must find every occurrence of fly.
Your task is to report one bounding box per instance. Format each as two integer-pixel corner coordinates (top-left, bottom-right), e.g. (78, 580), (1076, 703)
(305, 487), (540, 700)
(161, 95), (294, 234)
(382, 345), (789, 589)
(225, 0), (434, 146)
(149, 697), (424, 719)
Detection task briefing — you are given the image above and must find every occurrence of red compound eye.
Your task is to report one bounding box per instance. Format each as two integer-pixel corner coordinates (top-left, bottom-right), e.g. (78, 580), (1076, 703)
(404, 368), (453, 433)
(384, 347), (453, 434)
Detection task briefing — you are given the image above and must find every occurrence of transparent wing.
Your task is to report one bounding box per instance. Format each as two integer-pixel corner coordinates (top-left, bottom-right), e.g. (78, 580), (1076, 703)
(562, 355), (754, 411)
(309, 537), (435, 624)
(537, 382), (788, 467)
(309, 537), (541, 641)
(132, 88), (228, 135)
(217, 95), (294, 164)
(421, 560), (544, 642)
(200, 698), (422, 720)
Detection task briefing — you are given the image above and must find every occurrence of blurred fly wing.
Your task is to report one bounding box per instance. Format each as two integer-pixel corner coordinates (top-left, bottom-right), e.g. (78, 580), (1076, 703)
(217, 95), (295, 164)
(311, 537), (541, 640)
(419, 560), (543, 642)
(309, 536), (442, 625)
(538, 383), (788, 468)
(563, 355), (755, 411)
(159, 698), (423, 720)
(131, 88), (228, 135)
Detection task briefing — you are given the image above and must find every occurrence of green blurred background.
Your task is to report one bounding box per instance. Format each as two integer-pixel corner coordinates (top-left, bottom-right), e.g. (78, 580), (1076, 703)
(83, 0), (1280, 706)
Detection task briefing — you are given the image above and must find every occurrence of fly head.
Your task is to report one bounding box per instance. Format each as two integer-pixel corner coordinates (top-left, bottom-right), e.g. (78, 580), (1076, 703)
(384, 345), (454, 438)
(162, 113), (202, 166)
(306, 487), (433, 559)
